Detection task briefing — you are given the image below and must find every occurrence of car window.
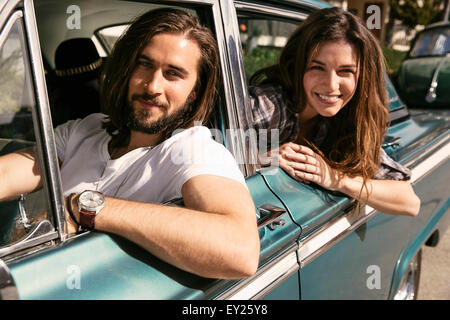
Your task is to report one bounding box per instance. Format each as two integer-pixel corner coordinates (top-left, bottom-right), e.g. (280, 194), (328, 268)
(0, 12), (52, 252)
(95, 24), (129, 53)
(409, 26), (450, 57)
(238, 12), (300, 81)
(36, 1), (228, 143)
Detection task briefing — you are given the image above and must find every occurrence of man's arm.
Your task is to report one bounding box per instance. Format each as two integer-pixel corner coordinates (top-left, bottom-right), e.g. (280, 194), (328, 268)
(0, 147), (42, 201)
(70, 175), (260, 279)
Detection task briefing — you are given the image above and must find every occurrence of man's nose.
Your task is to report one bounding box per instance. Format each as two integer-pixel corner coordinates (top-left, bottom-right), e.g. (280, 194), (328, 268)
(145, 70), (163, 94)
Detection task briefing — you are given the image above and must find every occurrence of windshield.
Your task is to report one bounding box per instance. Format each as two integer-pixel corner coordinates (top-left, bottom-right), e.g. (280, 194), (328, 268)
(409, 26), (450, 57)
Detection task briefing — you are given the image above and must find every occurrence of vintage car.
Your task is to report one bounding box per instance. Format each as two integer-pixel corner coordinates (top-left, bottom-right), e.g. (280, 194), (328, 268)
(0, 0), (449, 300)
(396, 21), (450, 108)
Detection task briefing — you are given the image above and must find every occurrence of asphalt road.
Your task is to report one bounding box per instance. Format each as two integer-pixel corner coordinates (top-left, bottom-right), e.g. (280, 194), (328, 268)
(417, 227), (450, 300)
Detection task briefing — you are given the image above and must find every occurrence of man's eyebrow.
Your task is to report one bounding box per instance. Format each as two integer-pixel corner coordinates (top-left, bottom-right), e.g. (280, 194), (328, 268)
(138, 54), (189, 75)
(311, 59), (357, 68)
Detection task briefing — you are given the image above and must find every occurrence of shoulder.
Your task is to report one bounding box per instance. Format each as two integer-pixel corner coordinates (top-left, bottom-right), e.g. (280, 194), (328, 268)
(160, 126), (246, 186)
(164, 126), (233, 163)
(248, 84), (287, 127)
(55, 113), (108, 135)
(248, 84), (285, 109)
(54, 113), (109, 162)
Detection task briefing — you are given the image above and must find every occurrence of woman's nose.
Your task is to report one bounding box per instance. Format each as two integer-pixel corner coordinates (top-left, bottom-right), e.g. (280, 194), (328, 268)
(323, 70), (340, 92)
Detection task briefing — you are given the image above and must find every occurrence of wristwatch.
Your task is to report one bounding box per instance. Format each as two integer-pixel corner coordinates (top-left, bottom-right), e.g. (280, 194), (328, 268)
(78, 190), (105, 230)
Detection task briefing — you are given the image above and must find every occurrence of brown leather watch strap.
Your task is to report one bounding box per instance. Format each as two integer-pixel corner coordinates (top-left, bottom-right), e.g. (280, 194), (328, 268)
(79, 209), (96, 230)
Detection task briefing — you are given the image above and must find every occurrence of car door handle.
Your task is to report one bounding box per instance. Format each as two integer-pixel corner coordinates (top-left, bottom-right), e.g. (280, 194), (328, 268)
(382, 135), (401, 148)
(257, 204), (287, 230)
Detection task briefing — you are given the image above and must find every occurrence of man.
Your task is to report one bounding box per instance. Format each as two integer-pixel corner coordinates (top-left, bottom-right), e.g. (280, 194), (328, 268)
(0, 8), (259, 279)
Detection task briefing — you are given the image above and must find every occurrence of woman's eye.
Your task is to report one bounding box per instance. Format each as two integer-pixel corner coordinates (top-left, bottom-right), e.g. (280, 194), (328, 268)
(310, 65), (323, 71)
(339, 69), (356, 75)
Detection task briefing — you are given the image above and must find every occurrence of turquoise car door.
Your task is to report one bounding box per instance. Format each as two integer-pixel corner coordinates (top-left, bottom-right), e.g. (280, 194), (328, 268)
(260, 77), (450, 299)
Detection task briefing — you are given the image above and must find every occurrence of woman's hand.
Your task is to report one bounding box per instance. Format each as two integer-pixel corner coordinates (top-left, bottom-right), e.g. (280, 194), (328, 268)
(275, 142), (343, 191)
(274, 142), (420, 216)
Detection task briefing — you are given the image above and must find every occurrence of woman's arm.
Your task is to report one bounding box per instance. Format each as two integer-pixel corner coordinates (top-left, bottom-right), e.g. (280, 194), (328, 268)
(276, 142), (420, 216)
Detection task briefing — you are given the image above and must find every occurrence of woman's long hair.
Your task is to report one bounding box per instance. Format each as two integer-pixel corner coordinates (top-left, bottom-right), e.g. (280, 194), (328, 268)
(100, 8), (220, 148)
(250, 7), (389, 202)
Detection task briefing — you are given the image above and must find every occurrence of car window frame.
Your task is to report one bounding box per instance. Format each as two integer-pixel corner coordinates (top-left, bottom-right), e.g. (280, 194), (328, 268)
(23, 0), (253, 245)
(0, 0), (62, 259)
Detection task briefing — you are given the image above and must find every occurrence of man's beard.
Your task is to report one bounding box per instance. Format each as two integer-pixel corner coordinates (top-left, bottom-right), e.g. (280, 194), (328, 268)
(126, 92), (195, 138)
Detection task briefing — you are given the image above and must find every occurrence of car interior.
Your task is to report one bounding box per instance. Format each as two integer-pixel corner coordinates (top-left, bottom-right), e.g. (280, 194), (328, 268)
(0, 0), (228, 249)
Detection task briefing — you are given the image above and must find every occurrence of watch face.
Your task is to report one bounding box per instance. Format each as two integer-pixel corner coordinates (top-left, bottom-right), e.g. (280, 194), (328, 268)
(79, 191), (105, 210)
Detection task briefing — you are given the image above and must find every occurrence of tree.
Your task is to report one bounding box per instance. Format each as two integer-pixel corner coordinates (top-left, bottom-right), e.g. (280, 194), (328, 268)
(390, 0), (444, 28)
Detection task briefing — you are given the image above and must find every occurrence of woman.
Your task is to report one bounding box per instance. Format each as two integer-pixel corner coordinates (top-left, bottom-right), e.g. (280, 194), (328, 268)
(249, 7), (420, 216)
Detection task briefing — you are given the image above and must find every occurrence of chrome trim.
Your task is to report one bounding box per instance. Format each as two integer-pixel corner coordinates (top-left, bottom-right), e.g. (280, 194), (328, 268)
(0, 10), (22, 46)
(298, 206), (371, 268)
(23, 0), (67, 241)
(0, 0), (21, 31)
(234, 1), (307, 20)
(149, 0), (215, 3)
(425, 53), (450, 103)
(405, 134), (450, 185)
(0, 259), (19, 299)
(0, 8), (59, 256)
(393, 249), (421, 300)
(275, 0), (323, 10)
(0, 2), (7, 15)
(231, 1), (309, 176)
(215, 244), (299, 300)
(257, 203), (287, 229)
(297, 137), (450, 268)
(0, 229), (58, 258)
(216, 0), (253, 176)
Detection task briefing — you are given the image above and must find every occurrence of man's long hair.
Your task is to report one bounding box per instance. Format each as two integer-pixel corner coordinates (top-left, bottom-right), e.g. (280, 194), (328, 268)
(100, 8), (220, 147)
(250, 7), (389, 201)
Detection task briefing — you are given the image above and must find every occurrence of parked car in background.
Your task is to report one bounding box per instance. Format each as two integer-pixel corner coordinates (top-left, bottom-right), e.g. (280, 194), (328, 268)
(396, 21), (450, 108)
(0, 0), (449, 300)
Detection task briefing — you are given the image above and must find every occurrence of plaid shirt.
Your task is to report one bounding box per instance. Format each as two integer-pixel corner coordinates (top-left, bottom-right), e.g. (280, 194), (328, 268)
(248, 84), (411, 181)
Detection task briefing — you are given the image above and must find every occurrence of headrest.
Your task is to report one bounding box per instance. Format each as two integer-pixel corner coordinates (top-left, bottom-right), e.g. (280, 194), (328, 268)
(54, 38), (102, 82)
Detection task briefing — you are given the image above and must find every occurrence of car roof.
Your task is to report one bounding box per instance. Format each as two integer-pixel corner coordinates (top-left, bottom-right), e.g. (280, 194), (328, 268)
(34, 0), (331, 68)
(423, 20), (450, 30)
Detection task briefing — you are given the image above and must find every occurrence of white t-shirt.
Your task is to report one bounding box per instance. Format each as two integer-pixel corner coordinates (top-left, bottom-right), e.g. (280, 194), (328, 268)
(54, 113), (246, 203)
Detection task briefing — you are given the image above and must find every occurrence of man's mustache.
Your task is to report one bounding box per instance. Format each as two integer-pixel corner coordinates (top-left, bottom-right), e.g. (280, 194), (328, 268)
(131, 93), (168, 109)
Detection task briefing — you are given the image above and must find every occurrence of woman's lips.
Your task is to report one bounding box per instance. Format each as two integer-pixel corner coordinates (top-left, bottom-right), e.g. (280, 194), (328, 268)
(315, 93), (342, 104)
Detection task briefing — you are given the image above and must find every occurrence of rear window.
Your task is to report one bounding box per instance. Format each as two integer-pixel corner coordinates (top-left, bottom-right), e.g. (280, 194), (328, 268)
(409, 26), (450, 57)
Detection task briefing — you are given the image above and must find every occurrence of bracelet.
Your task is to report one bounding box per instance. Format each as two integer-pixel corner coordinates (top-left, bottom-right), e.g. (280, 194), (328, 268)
(66, 193), (81, 232)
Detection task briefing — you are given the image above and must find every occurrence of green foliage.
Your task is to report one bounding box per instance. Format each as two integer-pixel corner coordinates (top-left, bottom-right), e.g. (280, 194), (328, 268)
(243, 47), (281, 81)
(0, 49), (24, 115)
(382, 46), (408, 74)
(244, 46), (407, 79)
(391, 0), (444, 28)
